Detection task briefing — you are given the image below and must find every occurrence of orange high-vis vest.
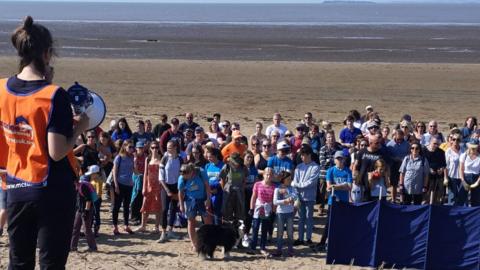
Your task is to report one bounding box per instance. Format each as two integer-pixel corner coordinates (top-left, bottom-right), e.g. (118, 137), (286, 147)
(0, 78), (78, 190)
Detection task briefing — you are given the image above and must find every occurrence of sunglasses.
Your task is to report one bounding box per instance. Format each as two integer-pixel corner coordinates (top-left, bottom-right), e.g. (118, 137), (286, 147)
(401, 126), (408, 128)
(87, 136), (96, 138)
(150, 146), (159, 149)
(451, 138), (459, 142)
(429, 125), (437, 128)
(272, 135), (279, 138)
(180, 170), (189, 175)
(263, 144), (271, 147)
(286, 134), (293, 137)
(411, 147), (420, 150)
(252, 143), (258, 146)
(360, 144), (367, 147)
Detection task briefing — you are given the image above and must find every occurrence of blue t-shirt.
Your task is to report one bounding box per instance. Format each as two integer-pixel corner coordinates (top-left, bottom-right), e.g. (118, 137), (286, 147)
(178, 169), (208, 200)
(114, 155), (134, 186)
(326, 166), (352, 205)
(111, 130), (131, 142)
(205, 161), (224, 188)
(339, 127), (362, 145)
(247, 164), (259, 184)
(267, 155), (293, 175)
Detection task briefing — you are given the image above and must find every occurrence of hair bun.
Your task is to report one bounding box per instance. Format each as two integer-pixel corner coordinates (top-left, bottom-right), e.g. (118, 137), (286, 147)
(23, 16), (34, 30)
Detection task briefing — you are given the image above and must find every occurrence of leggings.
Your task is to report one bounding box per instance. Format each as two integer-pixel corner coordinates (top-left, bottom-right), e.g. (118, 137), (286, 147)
(112, 183), (133, 226)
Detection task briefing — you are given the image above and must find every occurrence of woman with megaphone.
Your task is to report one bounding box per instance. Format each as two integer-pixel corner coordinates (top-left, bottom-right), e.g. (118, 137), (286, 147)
(0, 16), (89, 269)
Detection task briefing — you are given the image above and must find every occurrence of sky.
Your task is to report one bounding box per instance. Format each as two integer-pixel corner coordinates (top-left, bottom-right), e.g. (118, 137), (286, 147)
(1, 0), (480, 3)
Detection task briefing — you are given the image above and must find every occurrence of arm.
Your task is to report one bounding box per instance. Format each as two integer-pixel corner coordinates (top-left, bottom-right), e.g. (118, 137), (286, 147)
(294, 165), (320, 189)
(142, 160), (149, 195)
(250, 185), (258, 210)
(48, 113), (89, 162)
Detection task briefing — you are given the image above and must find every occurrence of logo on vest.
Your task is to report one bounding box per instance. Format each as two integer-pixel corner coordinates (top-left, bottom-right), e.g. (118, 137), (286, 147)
(1, 116), (35, 146)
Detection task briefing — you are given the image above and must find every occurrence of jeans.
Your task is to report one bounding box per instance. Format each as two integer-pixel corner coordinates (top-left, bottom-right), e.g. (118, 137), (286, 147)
(465, 173), (480, 206)
(298, 200), (315, 241)
(449, 177), (468, 206)
(250, 218), (271, 251)
(112, 183), (133, 226)
(162, 184), (179, 229)
(276, 212), (294, 251)
(7, 191), (76, 270)
(244, 185), (253, 233)
(71, 210), (96, 250)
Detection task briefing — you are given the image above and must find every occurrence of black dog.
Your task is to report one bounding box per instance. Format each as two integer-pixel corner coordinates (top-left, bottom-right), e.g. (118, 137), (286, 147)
(196, 220), (244, 260)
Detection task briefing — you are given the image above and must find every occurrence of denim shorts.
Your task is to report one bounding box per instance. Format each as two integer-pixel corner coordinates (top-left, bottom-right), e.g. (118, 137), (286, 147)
(0, 188), (6, 209)
(185, 198), (207, 219)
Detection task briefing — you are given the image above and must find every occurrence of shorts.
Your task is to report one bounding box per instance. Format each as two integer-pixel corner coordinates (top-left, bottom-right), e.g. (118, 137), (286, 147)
(0, 188), (6, 209)
(185, 198), (207, 219)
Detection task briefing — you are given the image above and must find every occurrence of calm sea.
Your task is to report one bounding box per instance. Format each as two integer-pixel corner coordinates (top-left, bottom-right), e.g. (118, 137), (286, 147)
(1, 1), (480, 26)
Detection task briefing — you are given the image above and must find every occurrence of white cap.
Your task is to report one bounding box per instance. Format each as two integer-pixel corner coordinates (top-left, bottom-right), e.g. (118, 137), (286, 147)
(365, 105), (373, 111)
(85, 165), (100, 176)
(277, 141), (290, 151)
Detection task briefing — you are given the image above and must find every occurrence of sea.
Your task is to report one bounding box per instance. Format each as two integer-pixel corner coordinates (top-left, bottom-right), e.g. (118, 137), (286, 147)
(1, 1), (480, 62)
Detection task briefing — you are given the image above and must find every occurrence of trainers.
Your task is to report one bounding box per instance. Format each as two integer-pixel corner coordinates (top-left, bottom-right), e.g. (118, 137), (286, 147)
(133, 226), (146, 233)
(260, 249), (270, 257)
(306, 239), (314, 245)
(293, 239), (304, 246)
(167, 231), (181, 240)
(242, 234), (251, 248)
(287, 250), (295, 257)
(157, 231), (168, 243)
(271, 249), (282, 257)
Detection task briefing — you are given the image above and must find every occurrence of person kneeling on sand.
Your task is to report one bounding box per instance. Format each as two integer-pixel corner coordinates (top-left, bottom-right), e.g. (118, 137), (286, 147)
(178, 163), (212, 251)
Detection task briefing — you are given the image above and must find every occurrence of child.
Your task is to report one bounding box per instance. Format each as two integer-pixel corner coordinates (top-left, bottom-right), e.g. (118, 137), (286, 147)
(131, 141), (147, 226)
(368, 159), (390, 201)
(273, 171), (297, 257)
(204, 148), (224, 225)
(178, 163), (212, 251)
(71, 175), (98, 252)
(243, 151), (259, 246)
(248, 167), (276, 256)
(86, 165), (103, 237)
(314, 151), (352, 252)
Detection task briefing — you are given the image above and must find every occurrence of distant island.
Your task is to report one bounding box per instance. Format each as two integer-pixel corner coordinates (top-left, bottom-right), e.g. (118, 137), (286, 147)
(323, 1), (377, 4)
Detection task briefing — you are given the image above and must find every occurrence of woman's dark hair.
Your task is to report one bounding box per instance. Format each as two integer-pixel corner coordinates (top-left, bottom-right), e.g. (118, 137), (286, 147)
(464, 116), (478, 129)
(11, 16), (55, 76)
(188, 144), (207, 167)
(349, 110), (361, 121)
(206, 147), (223, 162)
(114, 118), (132, 136)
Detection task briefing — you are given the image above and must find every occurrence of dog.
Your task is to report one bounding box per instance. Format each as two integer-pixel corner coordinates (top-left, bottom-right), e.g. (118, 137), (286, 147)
(196, 220), (245, 260)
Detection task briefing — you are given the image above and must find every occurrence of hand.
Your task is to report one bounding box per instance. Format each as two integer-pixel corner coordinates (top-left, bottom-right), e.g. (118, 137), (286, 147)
(443, 177), (449, 186)
(82, 209), (90, 219)
(179, 204), (185, 214)
(462, 181), (471, 191)
(74, 113), (90, 133)
(422, 186), (428, 193)
(397, 185), (404, 193)
(205, 199), (211, 208)
(167, 191), (173, 197)
(115, 185), (120, 195)
(367, 172), (373, 180)
(279, 188), (287, 195)
(248, 209), (254, 216)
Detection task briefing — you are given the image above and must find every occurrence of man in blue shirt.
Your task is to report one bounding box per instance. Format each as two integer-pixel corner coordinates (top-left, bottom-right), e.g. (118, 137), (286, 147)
(386, 129), (410, 202)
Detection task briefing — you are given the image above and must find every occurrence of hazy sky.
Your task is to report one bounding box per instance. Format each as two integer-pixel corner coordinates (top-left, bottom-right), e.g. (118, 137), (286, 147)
(2, 0), (480, 3)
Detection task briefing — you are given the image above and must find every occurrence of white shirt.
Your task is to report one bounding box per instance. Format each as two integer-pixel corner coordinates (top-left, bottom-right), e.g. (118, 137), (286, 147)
(265, 124), (288, 140)
(446, 148), (463, 179)
(460, 153), (480, 174)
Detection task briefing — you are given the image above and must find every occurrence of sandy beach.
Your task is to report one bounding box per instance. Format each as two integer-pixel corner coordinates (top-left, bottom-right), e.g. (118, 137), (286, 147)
(0, 56), (479, 269)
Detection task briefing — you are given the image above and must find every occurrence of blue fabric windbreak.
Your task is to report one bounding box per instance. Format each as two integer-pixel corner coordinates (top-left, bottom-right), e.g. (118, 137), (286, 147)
(326, 201), (379, 266)
(375, 202), (430, 269)
(327, 201), (480, 270)
(426, 206), (480, 270)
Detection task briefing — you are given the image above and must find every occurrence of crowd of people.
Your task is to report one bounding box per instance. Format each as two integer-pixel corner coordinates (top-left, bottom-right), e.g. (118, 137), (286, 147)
(52, 108), (480, 256)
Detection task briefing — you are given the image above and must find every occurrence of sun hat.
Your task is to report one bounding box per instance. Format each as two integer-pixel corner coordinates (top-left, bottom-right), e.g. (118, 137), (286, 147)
(85, 165), (100, 176)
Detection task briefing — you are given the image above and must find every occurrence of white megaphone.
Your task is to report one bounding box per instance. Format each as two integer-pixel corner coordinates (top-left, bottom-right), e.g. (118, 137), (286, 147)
(67, 82), (107, 130)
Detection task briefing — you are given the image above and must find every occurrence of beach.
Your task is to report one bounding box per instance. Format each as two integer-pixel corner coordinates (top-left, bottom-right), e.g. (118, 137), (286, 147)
(1, 2), (480, 267)
(1, 56), (480, 269)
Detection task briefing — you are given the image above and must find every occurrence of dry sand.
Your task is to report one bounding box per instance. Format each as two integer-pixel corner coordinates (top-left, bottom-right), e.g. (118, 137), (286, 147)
(0, 57), (479, 269)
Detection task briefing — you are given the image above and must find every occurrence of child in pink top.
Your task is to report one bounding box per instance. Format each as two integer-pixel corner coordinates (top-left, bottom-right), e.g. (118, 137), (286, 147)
(248, 167), (276, 255)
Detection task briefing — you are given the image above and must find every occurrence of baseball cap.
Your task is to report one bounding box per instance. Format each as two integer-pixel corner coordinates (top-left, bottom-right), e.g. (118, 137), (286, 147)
(296, 123), (307, 130)
(334, 151), (345, 159)
(367, 121), (379, 129)
(232, 130), (243, 139)
(467, 138), (479, 148)
(277, 141), (290, 151)
(135, 141), (145, 148)
(85, 165), (100, 176)
(195, 126), (204, 133)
